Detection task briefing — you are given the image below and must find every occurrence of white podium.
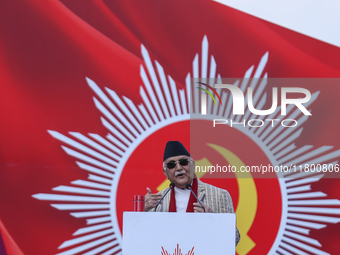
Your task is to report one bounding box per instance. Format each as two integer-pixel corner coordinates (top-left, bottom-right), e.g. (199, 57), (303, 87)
(123, 212), (236, 254)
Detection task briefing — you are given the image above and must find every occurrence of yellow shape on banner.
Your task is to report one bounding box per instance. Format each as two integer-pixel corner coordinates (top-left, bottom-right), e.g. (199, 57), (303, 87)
(208, 143), (257, 255)
(157, 179), (170, 192)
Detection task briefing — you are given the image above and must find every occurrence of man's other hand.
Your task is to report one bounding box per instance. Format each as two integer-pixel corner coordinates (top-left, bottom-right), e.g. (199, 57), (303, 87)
(193, 202), (213, 213)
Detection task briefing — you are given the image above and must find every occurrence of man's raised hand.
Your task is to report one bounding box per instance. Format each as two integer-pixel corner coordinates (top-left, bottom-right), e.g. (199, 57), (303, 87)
(144, 187), (163, 211)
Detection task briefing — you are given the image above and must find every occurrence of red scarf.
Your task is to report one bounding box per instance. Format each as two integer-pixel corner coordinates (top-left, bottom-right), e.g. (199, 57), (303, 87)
(169, 178), (198, 212)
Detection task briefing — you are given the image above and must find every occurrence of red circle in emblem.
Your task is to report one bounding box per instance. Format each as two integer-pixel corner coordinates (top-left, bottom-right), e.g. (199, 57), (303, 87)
(117, 120), (282, 254)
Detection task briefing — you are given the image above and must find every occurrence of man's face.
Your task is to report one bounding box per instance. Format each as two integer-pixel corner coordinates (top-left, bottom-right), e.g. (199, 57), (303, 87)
(163, 155), (195, 189)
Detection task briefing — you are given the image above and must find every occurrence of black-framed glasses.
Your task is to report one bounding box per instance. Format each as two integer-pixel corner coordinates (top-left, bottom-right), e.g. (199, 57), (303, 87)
(165, 158), (192, 169)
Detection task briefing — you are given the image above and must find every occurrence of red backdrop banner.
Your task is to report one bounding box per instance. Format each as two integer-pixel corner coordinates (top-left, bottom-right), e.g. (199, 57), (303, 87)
(0, 0), (340, 254)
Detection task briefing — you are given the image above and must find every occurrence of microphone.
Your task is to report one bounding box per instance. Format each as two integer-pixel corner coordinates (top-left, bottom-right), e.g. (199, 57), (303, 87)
(154, 182), (175, 212)
(186, 183), (206, 212)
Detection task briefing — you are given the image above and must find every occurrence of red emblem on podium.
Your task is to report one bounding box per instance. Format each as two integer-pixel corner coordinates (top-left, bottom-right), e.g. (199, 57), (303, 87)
(161, 243), (195, 255)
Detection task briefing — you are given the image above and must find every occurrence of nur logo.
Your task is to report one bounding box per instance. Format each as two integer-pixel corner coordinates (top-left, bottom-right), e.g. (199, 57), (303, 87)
(197, 82), (312, 116)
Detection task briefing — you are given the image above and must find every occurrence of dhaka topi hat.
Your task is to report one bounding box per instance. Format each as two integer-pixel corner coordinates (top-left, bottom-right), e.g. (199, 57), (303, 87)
(163, 141), (190, 161)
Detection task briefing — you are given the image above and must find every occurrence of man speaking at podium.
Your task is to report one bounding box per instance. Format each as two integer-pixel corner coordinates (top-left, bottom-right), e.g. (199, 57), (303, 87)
(144, 141), (240, 245)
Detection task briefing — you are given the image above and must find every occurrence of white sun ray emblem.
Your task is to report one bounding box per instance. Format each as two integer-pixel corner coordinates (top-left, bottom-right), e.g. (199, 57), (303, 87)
(33, 36), (340, 255)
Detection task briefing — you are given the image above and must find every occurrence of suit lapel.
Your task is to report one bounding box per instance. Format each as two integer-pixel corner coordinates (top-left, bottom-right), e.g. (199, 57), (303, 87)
(159, 188), (171, 212)
(197, 178), (206, 202)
